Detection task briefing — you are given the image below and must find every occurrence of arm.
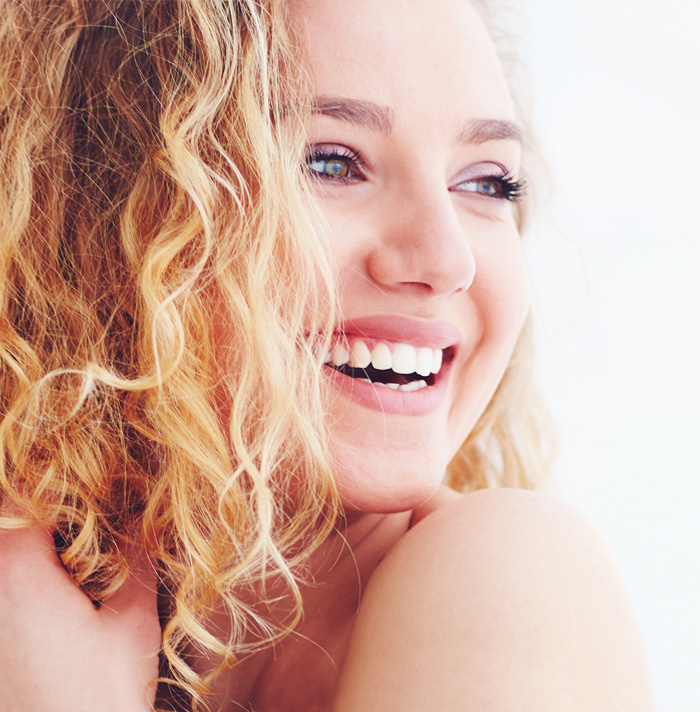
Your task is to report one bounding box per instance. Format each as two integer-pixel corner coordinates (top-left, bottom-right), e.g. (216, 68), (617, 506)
(0, 522), (160, 712)
(332, 488), (656, 712)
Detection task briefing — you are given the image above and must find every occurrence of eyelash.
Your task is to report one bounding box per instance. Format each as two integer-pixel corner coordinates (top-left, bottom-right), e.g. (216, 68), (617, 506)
(304, 145), (525, 203)
(451, 173), (526, 203)
(305, 145), (365, 183)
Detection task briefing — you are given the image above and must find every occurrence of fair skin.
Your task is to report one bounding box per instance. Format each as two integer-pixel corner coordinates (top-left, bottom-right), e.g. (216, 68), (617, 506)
(0, 1), (656, 711)
(0, 520), (160, 712)
(305, 0), (528, 514)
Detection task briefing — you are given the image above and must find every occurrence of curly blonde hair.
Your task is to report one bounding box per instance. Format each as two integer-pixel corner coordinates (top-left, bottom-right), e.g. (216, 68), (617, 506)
(0, 0), (552, 707)
(0, 0), (339, 705)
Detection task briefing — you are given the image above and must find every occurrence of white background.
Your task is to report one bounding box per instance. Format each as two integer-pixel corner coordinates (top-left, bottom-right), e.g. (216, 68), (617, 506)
(511, 2), (700, 710)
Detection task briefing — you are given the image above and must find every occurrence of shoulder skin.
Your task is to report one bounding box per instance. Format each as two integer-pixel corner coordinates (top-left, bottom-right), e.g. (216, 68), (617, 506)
(332, 488), (656, 712)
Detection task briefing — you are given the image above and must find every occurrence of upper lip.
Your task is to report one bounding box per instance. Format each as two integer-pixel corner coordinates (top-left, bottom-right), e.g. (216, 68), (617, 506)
(336, 315), (463, 350)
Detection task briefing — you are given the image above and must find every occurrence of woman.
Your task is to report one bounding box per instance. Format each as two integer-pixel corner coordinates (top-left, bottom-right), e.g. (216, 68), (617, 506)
(0, 0), (656, 710)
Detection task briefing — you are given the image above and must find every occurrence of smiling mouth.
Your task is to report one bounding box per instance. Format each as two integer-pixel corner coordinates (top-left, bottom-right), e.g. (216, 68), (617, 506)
(324, 339), (454, 392)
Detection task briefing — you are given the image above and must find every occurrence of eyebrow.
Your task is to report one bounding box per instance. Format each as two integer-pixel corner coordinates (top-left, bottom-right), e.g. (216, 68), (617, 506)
(310, 96), (522, 145)
(458, 118), (523, 145)
(310, 97), (394, 134)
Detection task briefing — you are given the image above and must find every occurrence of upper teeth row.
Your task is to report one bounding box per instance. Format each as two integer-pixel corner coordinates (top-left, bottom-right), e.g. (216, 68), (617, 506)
(324, 340), (443, 376)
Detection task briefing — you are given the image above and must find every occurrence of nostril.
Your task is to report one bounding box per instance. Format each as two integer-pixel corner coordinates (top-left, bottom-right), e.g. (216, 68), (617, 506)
(395, 281), (434, 294)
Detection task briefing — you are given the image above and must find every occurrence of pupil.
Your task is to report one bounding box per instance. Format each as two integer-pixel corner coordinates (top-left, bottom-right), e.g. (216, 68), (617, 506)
(326, 160), (348, 177)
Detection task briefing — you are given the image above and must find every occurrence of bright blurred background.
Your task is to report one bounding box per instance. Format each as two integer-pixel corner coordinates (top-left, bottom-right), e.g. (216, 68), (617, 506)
(508, 2), (700, 710)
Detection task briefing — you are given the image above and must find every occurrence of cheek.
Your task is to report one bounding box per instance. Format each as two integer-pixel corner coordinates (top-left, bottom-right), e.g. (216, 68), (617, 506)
(481, 241), (530, 338)
(302, 194), (364, 295)
(318, 202), (372, 278)
(471, 214), (530, 339)
(448, 231), (530, 450)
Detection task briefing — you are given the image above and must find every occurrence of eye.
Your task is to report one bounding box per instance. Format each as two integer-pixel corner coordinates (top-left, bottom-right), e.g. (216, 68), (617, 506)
(304, 144), (365, 183)
(308, 156), (351, 178)
(450, 166), (525, 203)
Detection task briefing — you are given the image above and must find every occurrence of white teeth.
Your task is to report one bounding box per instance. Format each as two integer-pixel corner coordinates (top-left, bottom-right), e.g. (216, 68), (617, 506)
(431, 348), (443, 375)
(375, 381), (400, 389)
(392, 343), (417, 375)
(349, 340), (371, 369)
(328, 337), (446, 380)
(371, 342), (393, 371)
(399, 380), (427, 392)
(416, 348), (433, 377)
(330, 343), (349, 367)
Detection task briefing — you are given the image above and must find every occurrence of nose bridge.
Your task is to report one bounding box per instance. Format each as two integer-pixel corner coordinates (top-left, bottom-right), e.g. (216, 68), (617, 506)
(367, 183), (476, 297)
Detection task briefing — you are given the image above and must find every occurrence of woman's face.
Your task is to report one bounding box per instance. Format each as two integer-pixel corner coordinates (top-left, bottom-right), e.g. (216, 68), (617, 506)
(293, 0), (529, 512)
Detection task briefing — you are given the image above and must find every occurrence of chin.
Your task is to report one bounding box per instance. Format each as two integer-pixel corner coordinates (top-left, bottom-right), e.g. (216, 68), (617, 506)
(338, 484), (440, 515)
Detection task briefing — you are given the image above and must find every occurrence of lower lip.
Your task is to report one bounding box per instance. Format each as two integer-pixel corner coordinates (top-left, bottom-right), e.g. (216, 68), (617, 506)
(323, 365), (449, 416)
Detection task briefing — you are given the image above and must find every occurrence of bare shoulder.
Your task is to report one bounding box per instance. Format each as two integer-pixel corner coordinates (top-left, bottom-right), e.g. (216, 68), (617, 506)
(332, 488), (657, 712)
(406, 486), (609, 567)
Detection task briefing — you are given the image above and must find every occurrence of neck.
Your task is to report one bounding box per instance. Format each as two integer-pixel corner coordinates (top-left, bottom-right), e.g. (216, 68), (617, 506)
(197, 509), (413, 711)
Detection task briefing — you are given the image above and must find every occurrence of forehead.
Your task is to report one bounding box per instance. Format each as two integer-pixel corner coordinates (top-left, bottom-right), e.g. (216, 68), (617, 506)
(291, 0), (515, 125)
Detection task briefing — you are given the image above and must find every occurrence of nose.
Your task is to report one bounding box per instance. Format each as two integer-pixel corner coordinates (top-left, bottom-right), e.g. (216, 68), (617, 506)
(365, 188), (476, 298)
